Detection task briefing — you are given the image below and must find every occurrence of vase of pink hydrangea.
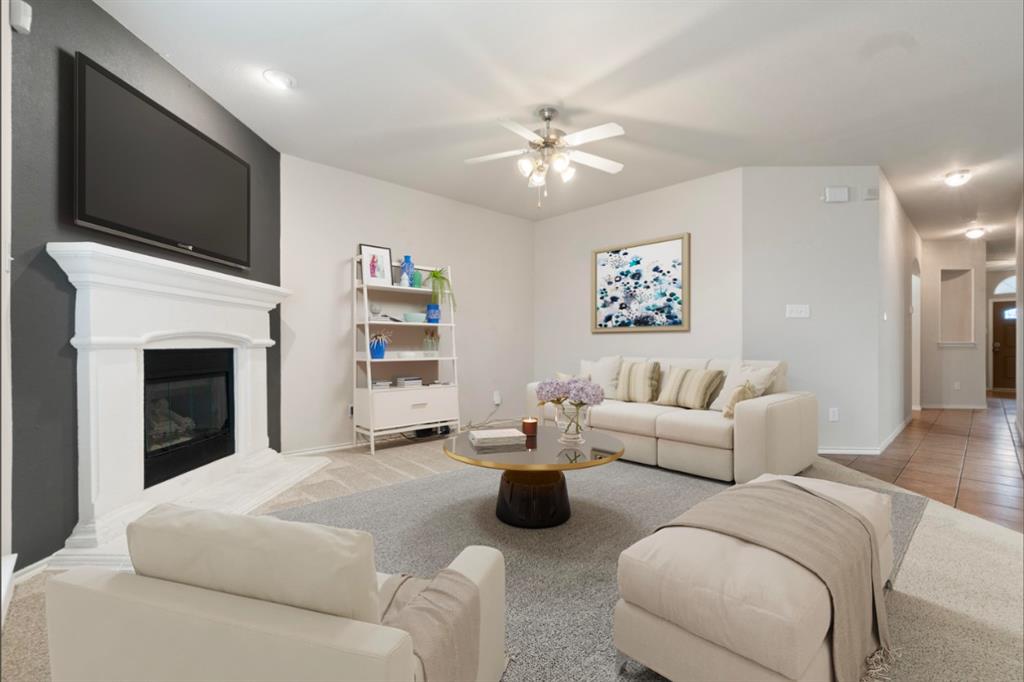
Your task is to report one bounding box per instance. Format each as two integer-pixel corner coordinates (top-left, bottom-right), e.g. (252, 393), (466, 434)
(536, 377), (605, 444)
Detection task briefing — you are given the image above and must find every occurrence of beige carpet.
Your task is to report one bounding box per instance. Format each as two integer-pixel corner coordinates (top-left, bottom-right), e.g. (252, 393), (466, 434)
(2, 443), (1021, 682)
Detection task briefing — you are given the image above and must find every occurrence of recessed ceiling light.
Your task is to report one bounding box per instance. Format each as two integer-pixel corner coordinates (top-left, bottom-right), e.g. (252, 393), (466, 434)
(262, 69), (296, 91)
(944, 169), (972, 187)
(965, 227), (986, 239)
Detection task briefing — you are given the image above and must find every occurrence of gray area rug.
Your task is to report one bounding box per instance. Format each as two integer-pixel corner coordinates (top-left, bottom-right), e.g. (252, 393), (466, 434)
(275, 461), (927, 681)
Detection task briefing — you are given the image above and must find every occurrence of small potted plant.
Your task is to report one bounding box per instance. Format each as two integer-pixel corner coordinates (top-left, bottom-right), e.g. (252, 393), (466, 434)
(426, 267), (456, 324)
(368, 330), (392, 359)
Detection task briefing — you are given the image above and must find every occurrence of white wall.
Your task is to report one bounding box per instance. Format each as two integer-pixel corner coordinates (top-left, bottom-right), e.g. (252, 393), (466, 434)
(532, 169), (743, 378)
(920, 239), (988, 409)
(1016, 197), (1023, 436)
(280, 155), (534, 455)
(878, 173), (922, 444)
(742, 167), (883, 452)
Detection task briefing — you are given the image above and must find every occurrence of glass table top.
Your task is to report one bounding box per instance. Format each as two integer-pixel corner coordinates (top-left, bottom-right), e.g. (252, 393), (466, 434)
(444, 425), (624, 471)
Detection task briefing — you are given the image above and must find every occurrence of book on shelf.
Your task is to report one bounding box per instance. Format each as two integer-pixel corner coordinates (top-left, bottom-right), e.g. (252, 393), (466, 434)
(396, 376), (423, 388)
(468, 428), (526, 448)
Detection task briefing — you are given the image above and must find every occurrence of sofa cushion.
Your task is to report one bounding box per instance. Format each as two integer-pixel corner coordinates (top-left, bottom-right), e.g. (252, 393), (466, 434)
(655, 409), (734, 450)
(708, 359), (787, 394)
(616, 360), (661, 402)
(709, 363), (779, 411)
(581, 356), (622, 395)
(128, 504), (381, 624)
(618, 526), (831, 680)
(588, 400), (679, 437)
(656, 368), (724, 409)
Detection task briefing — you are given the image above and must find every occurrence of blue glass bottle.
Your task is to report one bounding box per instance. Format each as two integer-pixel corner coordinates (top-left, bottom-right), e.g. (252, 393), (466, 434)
(401, 255), (415, 287)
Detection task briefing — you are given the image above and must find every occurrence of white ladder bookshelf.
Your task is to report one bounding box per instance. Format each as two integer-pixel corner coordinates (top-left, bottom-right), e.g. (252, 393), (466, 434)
(351, 256), (460, 454)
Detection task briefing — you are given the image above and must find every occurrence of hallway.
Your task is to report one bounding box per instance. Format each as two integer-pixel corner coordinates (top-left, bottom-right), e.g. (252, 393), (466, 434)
(825, 396), (1024, 532)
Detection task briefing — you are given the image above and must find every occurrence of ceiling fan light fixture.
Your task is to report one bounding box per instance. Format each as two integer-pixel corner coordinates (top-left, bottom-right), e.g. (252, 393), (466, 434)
(965, 227), (986, 239)
(516, 156), (535, 178)
(262, 69), (296, 91)
(528, 166), (547, 188)
(944, 169), (972, 187)
(560, 165), (576, 183)
(550, 152), (570, 174)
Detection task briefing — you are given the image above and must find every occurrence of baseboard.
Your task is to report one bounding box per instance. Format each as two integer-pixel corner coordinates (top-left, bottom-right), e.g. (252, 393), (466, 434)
(282, 441), (356, 457)
(920, 403), (987, 410)
(878, 417), (911, 452)
(1, 553), (16, 627)
(819, 447), (882, 456)
(11, 554), (48, 583)
(912, 404), (922, 411)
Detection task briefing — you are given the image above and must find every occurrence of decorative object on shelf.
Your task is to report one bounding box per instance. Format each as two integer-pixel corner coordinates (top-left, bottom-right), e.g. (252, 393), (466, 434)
(403, 312), (428, 323)
(536, 377), (605, 444)
(368, 330), (392, 359)
(411, 270), (423, 288)
(593, 234), (690, 333)
(426, 267), (456, 323)
(359, 244), (394, 286)
(521, 417), (538, 436)
(400, 255), (415, 287)
(463, 106), (625, 208)
(423, 329), (440, 352)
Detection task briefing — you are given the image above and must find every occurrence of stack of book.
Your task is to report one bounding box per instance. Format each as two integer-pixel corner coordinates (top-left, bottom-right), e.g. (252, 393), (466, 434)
(396, 376), (423, 388)
(468, 428), (527, 451)
(372, 380), (392, 390)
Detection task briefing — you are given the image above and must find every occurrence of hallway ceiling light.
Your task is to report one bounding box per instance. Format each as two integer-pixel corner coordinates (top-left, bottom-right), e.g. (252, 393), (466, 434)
(262, 69), (296, 90)
(965, 227), (986, 239)
(944, 169), (972, 187)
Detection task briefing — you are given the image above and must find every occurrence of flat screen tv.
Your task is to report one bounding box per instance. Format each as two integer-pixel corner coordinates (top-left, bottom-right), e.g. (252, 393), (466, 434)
(75, 53), (250, 268)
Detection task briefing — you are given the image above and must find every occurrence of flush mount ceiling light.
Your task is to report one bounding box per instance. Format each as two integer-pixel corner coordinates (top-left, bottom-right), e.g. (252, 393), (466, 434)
(464, 106), (624, 206)
(944, 169), (972, 187)
(965, 226), (986, 239)
(262, 69), (296, 90)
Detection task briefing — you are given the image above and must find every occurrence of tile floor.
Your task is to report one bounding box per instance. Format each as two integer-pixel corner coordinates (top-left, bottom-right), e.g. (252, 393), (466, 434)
(824, 395), (1024, 532)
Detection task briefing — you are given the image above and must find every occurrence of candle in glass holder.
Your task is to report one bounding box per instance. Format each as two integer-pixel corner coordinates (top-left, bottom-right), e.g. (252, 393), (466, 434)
(521, 417), (538, 436)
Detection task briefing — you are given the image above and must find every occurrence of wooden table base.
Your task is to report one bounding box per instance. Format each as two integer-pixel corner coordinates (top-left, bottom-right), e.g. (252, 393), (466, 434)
(496, 470), (571, 528)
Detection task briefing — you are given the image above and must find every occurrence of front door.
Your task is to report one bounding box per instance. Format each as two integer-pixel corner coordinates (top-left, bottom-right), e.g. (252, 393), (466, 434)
(992, 300), (1017, 390)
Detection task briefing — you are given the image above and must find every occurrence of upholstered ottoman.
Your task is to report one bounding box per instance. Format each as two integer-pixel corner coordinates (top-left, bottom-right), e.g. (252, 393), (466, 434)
(614, 475), (893, 682)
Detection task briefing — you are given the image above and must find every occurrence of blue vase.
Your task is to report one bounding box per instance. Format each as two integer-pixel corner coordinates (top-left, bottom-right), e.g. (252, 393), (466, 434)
(426, 303), (441, 324)
(401, 256), (415, 287)
(370, 343), (386, 359)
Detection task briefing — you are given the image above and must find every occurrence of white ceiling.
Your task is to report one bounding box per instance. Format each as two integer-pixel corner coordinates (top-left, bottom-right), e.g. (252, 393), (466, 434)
(98, 0), (1023, 257)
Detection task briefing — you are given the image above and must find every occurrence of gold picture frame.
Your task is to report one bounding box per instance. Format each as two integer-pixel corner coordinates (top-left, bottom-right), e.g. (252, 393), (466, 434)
(592, 234), (691, 333)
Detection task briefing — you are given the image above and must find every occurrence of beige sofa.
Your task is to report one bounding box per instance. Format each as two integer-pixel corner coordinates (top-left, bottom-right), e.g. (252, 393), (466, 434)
(527, 358), (817, 483)
(615, 474), (894, 681)
(47, 506), (506, 682)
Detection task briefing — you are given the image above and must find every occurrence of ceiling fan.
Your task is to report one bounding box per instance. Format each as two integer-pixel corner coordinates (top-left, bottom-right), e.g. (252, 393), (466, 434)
(465, 106), (624, 199)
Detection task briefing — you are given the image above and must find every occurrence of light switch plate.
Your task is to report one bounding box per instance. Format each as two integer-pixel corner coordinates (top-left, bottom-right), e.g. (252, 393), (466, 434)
(828, 408), (840, 423)
(786, 304), (811, 319)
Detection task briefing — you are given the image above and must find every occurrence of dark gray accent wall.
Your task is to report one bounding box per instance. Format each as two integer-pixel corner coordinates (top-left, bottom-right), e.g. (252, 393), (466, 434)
(11, 0), (281, 569)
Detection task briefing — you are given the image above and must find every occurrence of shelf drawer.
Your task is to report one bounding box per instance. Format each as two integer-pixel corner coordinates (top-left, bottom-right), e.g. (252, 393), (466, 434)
(363, 386), (458, 430)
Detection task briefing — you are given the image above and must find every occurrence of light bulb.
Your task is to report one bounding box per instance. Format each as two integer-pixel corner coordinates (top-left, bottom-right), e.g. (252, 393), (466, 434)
(516, 156), (534, 178)
(560, 165), (576, 183)
(550, 152), (570, 174)
(965, 227), (985, 239)
(528, 167), (547, 188)
(262, 69), (296, 90)
(944, 169), (971, 187)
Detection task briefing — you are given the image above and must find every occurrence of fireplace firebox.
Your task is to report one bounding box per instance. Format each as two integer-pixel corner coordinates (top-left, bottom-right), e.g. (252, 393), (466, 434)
(144, 349), (234, 488)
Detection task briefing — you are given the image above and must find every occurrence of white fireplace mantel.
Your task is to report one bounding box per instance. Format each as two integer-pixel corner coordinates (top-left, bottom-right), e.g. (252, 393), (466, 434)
(47, 242), (323, 563)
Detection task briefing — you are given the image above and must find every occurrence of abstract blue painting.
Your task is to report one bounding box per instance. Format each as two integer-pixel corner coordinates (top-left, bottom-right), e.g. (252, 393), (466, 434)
(592, 234), (690, 332)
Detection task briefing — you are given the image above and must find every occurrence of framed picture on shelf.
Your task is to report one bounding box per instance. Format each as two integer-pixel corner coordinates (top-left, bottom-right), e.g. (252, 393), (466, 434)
(358, 243), (394, 286)
(592, 233), (690, 333)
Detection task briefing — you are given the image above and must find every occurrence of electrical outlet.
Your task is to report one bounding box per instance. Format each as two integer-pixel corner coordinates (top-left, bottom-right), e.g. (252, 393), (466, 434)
(828, 407), (840, 423)
(492, 390), (502, 406)
(953, 381), (961, 391)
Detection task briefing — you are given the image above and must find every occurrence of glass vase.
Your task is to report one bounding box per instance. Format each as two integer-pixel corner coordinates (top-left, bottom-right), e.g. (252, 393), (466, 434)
(555, 403), (588, 444)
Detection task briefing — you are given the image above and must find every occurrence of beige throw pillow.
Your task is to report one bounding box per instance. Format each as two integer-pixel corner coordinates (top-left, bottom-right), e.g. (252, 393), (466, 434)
(656, 367), (724, 409)
(722, 380), (756, 418)
(709, 364), (778, 412)
(586, 356), (622, 395)
(615, 360), (661, 402)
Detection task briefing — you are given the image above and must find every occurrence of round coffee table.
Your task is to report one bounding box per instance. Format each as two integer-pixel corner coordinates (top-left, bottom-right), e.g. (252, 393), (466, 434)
(443, 425), (624, 528)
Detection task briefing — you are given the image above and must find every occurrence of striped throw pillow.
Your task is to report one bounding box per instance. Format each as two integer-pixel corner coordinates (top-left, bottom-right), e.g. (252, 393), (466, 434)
(615, 360), (661, 403)
(656, 367), (724, 409)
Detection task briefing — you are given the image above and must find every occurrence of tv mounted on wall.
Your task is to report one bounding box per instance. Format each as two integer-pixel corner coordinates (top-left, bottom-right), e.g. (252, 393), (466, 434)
(74, 53), (251, 268)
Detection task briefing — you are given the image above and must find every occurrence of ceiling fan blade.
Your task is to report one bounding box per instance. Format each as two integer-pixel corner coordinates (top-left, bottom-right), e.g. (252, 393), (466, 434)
(570, 150), (624, 174)
(464, 149), (525, 165)
(499, 118), (544, 143)
(562, 122), (624, 147)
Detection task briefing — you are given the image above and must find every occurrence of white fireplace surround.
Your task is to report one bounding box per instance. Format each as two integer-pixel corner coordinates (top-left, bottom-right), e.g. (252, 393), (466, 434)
(46, 242), (323, 564)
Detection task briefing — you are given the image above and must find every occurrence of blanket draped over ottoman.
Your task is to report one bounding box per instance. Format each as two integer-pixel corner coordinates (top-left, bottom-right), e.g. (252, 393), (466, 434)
(658, 479), (895, 682)
(380, 568), (481, 682)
